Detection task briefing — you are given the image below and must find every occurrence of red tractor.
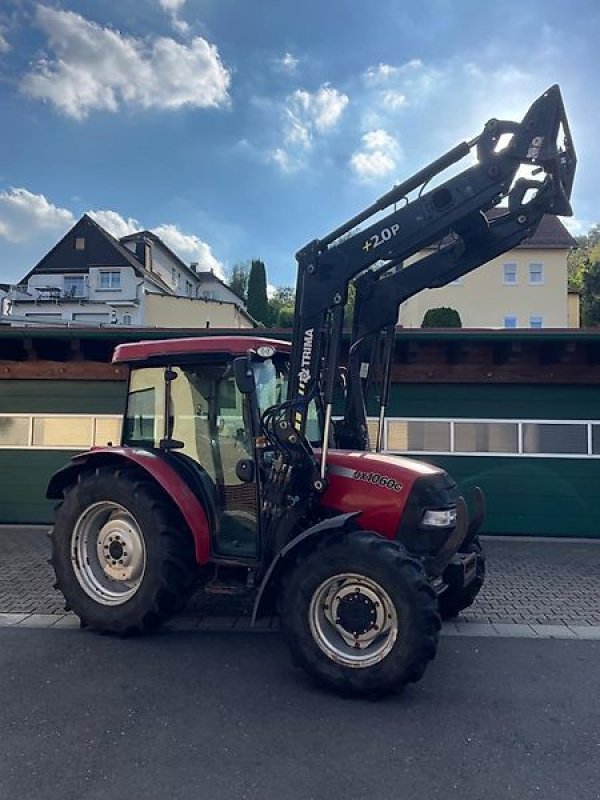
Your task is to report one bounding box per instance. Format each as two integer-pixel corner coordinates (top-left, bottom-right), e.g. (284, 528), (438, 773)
(48, 86), (575, 696)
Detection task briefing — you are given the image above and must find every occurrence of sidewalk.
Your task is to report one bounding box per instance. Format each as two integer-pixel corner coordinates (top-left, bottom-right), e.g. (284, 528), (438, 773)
(1, 526), (599, 635)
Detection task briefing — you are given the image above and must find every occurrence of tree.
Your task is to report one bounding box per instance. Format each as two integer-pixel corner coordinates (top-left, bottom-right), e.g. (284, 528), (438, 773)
(567, 223), (600, 326)
(268, 286), (295, 327)
(421, 307), (462, 328)
(227, 262), (250, 303)
(246, 259), (270, 324)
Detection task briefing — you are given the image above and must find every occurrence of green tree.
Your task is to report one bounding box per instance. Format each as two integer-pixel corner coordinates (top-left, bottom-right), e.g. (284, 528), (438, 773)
(227, 262), (250, 303)
(268, 286), (295, 327)
(421, 307), (462, 328)
(580, 257), (600, 326)
(246, 259), (270, 324)
(567, 223), (600, 325)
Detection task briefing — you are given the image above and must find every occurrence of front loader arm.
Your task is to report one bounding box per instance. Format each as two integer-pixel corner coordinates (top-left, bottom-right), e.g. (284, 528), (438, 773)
(259, 84), (575, 555)
(288, 85), (575, 434)
(340, 180), (570, 449)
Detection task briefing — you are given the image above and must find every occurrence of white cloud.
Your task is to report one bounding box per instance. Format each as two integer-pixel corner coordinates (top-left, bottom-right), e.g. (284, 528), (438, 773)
(87, 210), (140, 239)
(0, 30), (9, 53)
(0, 188), (74, 242)
(363, 59), (444, 109)
(381, 90), (406, 110)
(153, 224), (225, 278)
(275, 52), (298, 74)
(21, 6), (230, 119)
(289, 85), (349, 137)
(159, 0), (186, 10)
(158, 0), (189, 33)
(350, 129), (402, 182)
(272, 83), (349, 171)
(269, 147), (304, 173)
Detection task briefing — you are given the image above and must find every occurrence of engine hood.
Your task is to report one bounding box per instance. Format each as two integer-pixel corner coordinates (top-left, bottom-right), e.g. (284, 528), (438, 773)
(319, 449), (451, 539)
(327, 450), (442, 479)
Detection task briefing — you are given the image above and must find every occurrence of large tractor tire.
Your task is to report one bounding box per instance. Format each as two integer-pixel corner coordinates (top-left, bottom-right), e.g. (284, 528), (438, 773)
(51, 466), (198, 635)
(279, 531), (441, 697)
(438, 536), (485, 620)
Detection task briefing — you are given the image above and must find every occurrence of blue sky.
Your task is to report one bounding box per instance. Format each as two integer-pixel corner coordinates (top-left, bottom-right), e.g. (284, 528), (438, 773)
(0, 0), (598, 287)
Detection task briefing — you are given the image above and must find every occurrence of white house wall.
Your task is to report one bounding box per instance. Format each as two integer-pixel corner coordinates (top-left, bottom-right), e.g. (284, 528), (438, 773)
(16, 268), (146, 325)
(196, 274), (242, 305)
(134, 245), (181, 294)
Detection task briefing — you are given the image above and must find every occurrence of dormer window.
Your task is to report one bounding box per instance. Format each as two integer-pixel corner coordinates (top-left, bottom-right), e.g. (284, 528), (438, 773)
(75, 237), (86, 251)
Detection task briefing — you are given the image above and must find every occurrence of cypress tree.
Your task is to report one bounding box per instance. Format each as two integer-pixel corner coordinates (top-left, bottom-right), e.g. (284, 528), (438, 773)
(246, 259), (270, 324)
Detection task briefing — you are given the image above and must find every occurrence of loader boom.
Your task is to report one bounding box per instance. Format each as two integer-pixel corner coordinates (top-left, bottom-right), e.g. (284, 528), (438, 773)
(258, 84), (575, 546)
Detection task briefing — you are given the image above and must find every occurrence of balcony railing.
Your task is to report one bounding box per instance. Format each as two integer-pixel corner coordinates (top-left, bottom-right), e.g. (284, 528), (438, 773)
(10, 286), (89, 303)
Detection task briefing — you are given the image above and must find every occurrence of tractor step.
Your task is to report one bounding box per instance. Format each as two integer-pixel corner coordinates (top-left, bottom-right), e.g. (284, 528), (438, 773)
(204, 579), (250, 596)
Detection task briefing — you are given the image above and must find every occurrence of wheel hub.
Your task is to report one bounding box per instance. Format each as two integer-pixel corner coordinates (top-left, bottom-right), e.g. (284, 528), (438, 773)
(96, 517), (145, 582)
(309, 574), (399, 669)
(71, 502), (147, 605)
(335, 589), (378, 636)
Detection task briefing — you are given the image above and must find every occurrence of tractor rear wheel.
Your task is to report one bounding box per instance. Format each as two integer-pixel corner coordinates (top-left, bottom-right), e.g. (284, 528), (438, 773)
(279, 531), (440, 697)
(438, 536), (485, 620)
(51, 467), (198, 635)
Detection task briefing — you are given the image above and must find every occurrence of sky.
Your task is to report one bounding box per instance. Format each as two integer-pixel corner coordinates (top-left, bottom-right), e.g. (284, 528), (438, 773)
(0, 0), (599, 288)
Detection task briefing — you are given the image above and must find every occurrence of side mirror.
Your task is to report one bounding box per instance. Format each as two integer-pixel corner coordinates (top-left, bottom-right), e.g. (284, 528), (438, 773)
(233, 356), (256, 394)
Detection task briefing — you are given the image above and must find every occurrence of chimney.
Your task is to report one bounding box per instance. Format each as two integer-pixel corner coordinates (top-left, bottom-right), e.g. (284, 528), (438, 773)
(190, 262), (199, 273)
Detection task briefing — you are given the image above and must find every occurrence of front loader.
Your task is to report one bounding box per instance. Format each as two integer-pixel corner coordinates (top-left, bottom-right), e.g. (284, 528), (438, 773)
(48, 86), (575, 697)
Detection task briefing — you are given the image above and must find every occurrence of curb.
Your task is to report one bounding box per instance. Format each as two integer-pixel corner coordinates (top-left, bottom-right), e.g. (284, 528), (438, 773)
(2, 613), (600, 640)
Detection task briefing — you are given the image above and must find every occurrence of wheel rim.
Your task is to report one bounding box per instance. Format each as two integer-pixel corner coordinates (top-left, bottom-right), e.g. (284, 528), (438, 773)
(71, 502), (146, 606)
(308, 573), (399, 669)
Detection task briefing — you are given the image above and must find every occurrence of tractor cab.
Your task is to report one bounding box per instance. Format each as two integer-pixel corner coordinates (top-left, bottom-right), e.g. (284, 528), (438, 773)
(115, 336), (308, 561)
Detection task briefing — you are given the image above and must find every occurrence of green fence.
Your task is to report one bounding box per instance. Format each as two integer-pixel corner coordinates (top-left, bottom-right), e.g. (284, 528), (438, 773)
(0, 381), (126, 524)
(1, 378), (600, 536)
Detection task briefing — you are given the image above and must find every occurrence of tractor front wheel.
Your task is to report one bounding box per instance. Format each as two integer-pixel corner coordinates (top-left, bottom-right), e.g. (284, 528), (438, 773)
(51, 467), (198, 635)
(279, 531), (440, 697)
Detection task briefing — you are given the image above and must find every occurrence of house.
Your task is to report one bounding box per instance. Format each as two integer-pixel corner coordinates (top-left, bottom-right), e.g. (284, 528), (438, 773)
(7, 215), (254, 328)
(398, 214), (577, 328)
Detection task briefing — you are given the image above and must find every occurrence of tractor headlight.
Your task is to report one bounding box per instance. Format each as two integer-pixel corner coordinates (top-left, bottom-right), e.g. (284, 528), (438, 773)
(420, 508), (457, 529)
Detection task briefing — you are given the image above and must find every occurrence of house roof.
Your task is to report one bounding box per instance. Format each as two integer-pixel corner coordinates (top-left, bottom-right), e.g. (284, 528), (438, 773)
(19, 214), (173, 294)
(486, 211), (576, 249)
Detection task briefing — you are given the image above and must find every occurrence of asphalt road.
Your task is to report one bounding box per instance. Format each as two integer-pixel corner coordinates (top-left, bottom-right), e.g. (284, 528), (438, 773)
(1, 630), (599, 800)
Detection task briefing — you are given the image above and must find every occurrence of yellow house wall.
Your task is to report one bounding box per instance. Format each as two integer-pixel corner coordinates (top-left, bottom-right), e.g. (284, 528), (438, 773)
(399, 248), (568, 328)
(144, 294), (253, 328)
(567, 292), (580, 328)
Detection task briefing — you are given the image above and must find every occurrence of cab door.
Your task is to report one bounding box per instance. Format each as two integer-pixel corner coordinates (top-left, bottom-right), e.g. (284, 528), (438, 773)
(169, 363), (259, 559)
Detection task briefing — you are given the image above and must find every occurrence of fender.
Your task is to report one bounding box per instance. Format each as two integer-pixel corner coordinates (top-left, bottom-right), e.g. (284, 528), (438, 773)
(47, 447), (211, 565)
(251, 511), (361, 624)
